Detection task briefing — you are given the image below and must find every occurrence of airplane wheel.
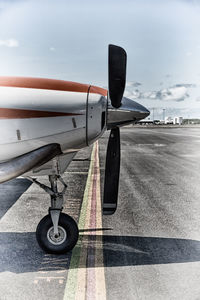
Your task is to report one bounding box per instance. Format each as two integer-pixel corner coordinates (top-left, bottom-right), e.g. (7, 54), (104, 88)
(36, 213), (79, 254)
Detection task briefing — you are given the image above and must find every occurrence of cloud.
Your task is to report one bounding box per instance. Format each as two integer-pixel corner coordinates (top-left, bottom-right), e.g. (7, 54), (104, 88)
(161, 86), (189, 102)
(143, 86), (189, 102)
(196, 96), (200, 101)
(125, 86), (190, 102)
(150, 83), (196, 102)
(125, 82), (196, 102)
(126, 81), (142, 87)
(125, 81), (143, 99)
(173, 83), (196, 88)
(0, 38), (19, 47)
(50, 47), (55, 51)
(124, 88), (142, 99)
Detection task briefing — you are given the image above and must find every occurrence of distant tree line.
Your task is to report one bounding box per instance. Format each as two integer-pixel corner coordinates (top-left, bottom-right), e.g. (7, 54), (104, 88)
(182, 119), (200, 124)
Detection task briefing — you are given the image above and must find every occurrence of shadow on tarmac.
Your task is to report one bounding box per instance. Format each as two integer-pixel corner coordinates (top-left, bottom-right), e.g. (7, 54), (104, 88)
(102, 235), (200, 267)
(0, 233), (200, 273)
(0, 178), (32, 219)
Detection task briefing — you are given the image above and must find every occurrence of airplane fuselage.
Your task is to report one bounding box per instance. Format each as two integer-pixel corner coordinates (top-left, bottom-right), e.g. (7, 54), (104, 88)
(0, 77), (149, 162)
(0, 45), (151, 254)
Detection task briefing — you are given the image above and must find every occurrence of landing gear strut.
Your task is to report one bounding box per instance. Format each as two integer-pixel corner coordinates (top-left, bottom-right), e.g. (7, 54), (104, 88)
(27, 175), (79, 254)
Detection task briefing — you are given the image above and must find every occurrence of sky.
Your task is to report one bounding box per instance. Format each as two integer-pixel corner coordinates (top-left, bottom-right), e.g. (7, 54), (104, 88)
(0, 0), (200, 119)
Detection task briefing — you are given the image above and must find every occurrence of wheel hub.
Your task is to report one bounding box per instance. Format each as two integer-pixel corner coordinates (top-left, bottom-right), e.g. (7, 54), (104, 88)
(47, 226), (67, 245)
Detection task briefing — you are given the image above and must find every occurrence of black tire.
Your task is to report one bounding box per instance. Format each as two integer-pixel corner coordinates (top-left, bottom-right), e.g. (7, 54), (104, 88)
(36, 213), (79, 254)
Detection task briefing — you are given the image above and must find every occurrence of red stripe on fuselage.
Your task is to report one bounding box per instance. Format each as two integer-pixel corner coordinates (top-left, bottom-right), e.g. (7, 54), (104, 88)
(0, 77), (108, 97)
(0, 108), (82, 119)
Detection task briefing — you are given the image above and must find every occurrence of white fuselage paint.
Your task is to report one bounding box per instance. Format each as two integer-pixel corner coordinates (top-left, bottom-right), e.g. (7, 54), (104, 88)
(0, 86), (107, 161)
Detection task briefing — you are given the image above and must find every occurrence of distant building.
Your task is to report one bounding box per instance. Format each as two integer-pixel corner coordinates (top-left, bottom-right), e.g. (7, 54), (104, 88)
(165, 116), (173, 124)
(173, 116), (183, 125)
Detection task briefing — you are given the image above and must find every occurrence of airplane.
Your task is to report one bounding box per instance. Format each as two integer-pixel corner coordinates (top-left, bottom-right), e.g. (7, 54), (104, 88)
(0, 45), (149, 254)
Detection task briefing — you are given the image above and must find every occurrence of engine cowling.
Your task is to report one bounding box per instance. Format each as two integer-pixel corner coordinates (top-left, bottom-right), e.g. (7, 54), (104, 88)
(86, 87), (107, 145)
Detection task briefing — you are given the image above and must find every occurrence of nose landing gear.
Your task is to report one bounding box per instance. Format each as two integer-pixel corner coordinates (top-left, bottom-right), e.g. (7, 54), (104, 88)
(27, 175), (79, 254)
(36, 213), (78, 254)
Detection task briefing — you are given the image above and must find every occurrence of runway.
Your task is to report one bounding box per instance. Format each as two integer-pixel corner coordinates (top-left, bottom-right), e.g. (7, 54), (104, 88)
(0, 126), (200, 299)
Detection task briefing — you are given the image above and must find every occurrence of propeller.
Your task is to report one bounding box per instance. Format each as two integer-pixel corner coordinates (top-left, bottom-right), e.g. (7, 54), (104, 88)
(108, 44), (127, 108)
(103, 45), (127, 215)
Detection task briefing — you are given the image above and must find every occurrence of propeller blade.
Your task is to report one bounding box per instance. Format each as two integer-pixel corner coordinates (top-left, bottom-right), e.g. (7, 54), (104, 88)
(103, 127), (120, 215)
(108, 44), (127, 108)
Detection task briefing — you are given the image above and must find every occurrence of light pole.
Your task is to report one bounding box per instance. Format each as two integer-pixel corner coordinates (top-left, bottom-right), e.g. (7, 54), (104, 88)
(152, 108), (155, 121)
(163, 109), (166, 122)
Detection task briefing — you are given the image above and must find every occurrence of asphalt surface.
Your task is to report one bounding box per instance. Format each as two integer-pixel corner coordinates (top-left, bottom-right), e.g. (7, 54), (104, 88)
(0, 126), (200, 299)
(100, 126), (200, 300)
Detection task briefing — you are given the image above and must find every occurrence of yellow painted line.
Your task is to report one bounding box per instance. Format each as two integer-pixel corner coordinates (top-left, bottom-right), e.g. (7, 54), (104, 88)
(63, 141), (106, 300)
(94, 143), (106, 300)
(63, 143), (95, 300)
(74, 169), (94, 299)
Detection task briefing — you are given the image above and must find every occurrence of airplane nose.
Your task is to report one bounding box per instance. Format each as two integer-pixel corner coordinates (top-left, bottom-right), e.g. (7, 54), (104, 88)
(121, 97), (150, 118)
(107, 96), (150, 128)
